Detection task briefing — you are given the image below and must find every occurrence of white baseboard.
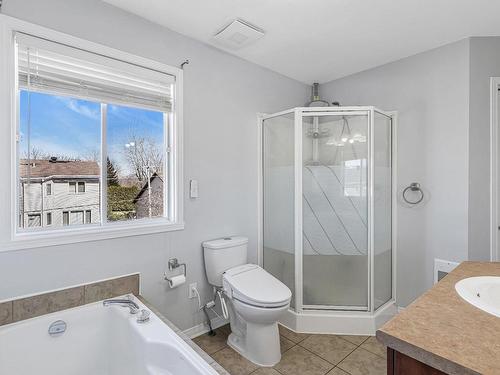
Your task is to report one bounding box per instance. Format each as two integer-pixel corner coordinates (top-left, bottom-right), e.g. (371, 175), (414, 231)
(397, 306), (405, 313)
(183, 316), (228, 339)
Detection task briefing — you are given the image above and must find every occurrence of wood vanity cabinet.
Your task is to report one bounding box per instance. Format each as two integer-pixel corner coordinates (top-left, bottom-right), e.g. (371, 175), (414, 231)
(387, 348), (447, 375)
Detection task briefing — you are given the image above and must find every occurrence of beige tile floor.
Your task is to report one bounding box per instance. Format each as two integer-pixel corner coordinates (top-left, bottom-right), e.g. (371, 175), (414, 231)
(193, 324), (387, 375)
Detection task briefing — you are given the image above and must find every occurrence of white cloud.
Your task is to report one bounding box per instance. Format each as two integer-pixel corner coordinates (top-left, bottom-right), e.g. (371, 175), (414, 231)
(55, 96), (100, 120)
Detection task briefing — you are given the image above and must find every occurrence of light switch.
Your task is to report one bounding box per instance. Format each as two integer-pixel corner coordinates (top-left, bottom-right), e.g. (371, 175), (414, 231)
(190, 179), (199, 198)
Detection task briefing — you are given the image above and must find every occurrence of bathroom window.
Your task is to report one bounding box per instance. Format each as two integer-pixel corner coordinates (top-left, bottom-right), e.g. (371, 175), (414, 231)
(343, 159), (367, 197)
(10, 29), (184, 247)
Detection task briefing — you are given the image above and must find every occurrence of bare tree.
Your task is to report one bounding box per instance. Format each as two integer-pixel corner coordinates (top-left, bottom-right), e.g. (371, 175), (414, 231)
(81, 148), (100, 162)
(23, 146), (48, 160)
(122, 133), (163, 182)
(22, 147), (81, 161)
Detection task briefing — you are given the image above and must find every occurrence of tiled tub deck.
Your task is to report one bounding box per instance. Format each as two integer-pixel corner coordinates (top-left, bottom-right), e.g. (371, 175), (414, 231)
(0, 274), (229, 375)
(0, 274), (140, 325)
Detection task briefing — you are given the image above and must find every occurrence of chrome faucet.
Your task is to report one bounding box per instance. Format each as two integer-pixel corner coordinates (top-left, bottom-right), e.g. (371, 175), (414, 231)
(103, 298), (140, 314)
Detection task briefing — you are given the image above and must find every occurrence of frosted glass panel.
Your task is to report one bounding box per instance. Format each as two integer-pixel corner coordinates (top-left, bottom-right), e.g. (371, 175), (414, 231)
(302, 114), (368, 308)
(262, 113), (295, 309)
(374, 112), (392, 309)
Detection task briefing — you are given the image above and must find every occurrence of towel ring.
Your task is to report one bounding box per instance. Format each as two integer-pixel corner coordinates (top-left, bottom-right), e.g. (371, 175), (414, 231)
(403, 182), (424, 205)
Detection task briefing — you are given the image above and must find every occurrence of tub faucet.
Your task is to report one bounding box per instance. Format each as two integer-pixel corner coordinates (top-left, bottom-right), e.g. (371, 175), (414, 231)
(103, 298), (140, 314)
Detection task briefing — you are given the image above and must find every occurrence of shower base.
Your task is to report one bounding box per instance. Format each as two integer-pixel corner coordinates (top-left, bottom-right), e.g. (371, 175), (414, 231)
(279, 300), (397, 336)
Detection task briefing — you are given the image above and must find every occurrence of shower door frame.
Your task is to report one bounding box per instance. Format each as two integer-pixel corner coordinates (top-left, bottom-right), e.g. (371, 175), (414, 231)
(258, 106), (397, 316)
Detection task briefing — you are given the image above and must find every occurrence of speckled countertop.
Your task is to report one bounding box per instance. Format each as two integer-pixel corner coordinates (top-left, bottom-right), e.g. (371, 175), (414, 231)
(376, 261), (500, 375)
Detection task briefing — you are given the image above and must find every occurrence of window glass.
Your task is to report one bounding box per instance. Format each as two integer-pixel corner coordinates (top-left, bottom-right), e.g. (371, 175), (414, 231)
(46, 212), (52, 225)
(71, 211), (84, 225)
(78, 182), (85, 193)
(106, 104), (165, 222)
(27, 214), (41, 227)
(343, 159), (367, 197)
(18, 91), (101, 229)
(85, 210), (91, 224)
(62, 211), (69, 226)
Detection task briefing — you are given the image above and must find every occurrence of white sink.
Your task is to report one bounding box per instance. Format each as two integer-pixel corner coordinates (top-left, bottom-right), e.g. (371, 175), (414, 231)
(455, 276), (500, 317)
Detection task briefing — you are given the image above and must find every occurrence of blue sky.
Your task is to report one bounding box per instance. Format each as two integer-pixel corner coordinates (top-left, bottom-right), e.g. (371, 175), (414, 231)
(20, 91), (164, 176)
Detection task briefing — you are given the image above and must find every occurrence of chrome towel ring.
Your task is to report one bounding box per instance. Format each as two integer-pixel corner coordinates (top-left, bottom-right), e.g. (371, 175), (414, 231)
(403, 182), (424, 205)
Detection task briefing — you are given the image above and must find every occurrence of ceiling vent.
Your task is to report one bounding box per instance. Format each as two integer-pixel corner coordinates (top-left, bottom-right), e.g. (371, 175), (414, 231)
(213, 19), (265, 50)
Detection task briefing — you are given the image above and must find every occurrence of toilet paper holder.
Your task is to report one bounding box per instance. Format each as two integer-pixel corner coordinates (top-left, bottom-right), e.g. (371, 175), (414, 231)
(164, 258), (187, 282)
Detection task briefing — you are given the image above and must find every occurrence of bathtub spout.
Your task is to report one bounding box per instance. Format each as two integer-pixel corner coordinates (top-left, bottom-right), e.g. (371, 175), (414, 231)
(103, 298), (140, 314)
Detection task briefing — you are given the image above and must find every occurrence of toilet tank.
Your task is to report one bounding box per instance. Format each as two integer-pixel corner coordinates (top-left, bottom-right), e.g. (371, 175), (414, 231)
(203, 236), (248, 287)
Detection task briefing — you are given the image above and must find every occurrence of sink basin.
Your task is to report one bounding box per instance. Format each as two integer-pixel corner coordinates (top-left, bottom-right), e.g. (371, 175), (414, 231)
(455, 276), (500, 317)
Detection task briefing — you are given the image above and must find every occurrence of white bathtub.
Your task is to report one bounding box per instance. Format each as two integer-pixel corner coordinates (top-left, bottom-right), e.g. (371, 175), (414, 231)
(0, 295), (218, 375)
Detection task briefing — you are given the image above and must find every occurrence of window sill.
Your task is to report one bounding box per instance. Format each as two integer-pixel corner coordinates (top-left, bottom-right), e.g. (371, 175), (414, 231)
(1, 220), (185, 252)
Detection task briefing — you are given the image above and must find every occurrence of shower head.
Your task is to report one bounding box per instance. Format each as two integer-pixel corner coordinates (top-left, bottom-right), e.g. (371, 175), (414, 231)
(305, 83), (331, 107)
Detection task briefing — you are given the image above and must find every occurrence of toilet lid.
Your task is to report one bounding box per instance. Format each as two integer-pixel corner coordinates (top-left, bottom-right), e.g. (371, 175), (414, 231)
(223, 264), (292, 308)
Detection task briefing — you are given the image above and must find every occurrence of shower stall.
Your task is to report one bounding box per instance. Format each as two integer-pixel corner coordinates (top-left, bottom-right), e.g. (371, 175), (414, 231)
(259, 106), (396, 334)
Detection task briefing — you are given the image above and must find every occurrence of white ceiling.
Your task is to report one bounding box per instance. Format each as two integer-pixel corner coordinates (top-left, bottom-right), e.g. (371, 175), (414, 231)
(103, 0), (500, 84)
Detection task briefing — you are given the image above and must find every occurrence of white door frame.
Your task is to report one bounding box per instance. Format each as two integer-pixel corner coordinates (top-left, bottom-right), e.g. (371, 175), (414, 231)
(490, 77), (500, 261)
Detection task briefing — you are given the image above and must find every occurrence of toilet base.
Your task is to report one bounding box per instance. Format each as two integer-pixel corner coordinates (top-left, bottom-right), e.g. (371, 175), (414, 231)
(227, 321), (281, 367)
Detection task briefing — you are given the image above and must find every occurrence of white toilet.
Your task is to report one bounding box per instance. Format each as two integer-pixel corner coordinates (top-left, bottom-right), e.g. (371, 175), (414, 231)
(203, 236), (292, 366)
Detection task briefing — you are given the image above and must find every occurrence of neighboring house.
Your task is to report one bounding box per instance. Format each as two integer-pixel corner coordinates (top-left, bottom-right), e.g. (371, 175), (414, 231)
(19, 158), (100, 228)
(133, 173), (164, 219)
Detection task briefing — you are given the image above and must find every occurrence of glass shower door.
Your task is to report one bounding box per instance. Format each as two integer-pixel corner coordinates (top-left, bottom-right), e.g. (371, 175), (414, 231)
(373, 111), (393, 309)
(262, 112), (296, 309)
(301, 112), (369, 310)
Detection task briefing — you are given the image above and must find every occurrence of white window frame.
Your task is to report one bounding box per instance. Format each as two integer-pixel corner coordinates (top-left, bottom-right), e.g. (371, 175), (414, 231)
(0, 15), (184, 252)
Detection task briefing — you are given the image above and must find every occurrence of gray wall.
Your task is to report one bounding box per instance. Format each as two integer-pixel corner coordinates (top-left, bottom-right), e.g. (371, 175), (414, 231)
(320, 40), (470, 306)
(468, 37), (500, 261)
(0, 0), (308, 330)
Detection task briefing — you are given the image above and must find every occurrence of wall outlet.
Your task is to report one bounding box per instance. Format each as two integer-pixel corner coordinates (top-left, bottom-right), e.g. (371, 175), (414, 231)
(188, 282), (198, 299)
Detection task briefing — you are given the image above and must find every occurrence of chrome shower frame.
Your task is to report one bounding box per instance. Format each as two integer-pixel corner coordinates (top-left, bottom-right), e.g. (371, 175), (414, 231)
(257, 106), (398, 335)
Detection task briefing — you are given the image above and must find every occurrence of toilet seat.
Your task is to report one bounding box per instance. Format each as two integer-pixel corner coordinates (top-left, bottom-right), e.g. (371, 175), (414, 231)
(223, 264), (292, 308)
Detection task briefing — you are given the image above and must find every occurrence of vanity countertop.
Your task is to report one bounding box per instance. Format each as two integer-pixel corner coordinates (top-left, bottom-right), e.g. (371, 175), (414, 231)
(377, 261), (500, 375)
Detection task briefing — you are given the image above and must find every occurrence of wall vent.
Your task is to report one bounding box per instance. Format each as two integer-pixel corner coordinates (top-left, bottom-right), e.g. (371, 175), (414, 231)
(434, 258), (459, 284)
(213, 19), (265, 50)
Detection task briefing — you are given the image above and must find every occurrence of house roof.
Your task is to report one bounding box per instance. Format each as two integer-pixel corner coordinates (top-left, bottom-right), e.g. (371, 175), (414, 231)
(133, 173), (164, 203)
(19, 159), (100, 179)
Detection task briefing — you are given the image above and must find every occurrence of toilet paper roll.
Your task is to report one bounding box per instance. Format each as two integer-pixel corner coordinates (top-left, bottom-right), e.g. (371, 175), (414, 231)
(168, 274), (186, 289)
